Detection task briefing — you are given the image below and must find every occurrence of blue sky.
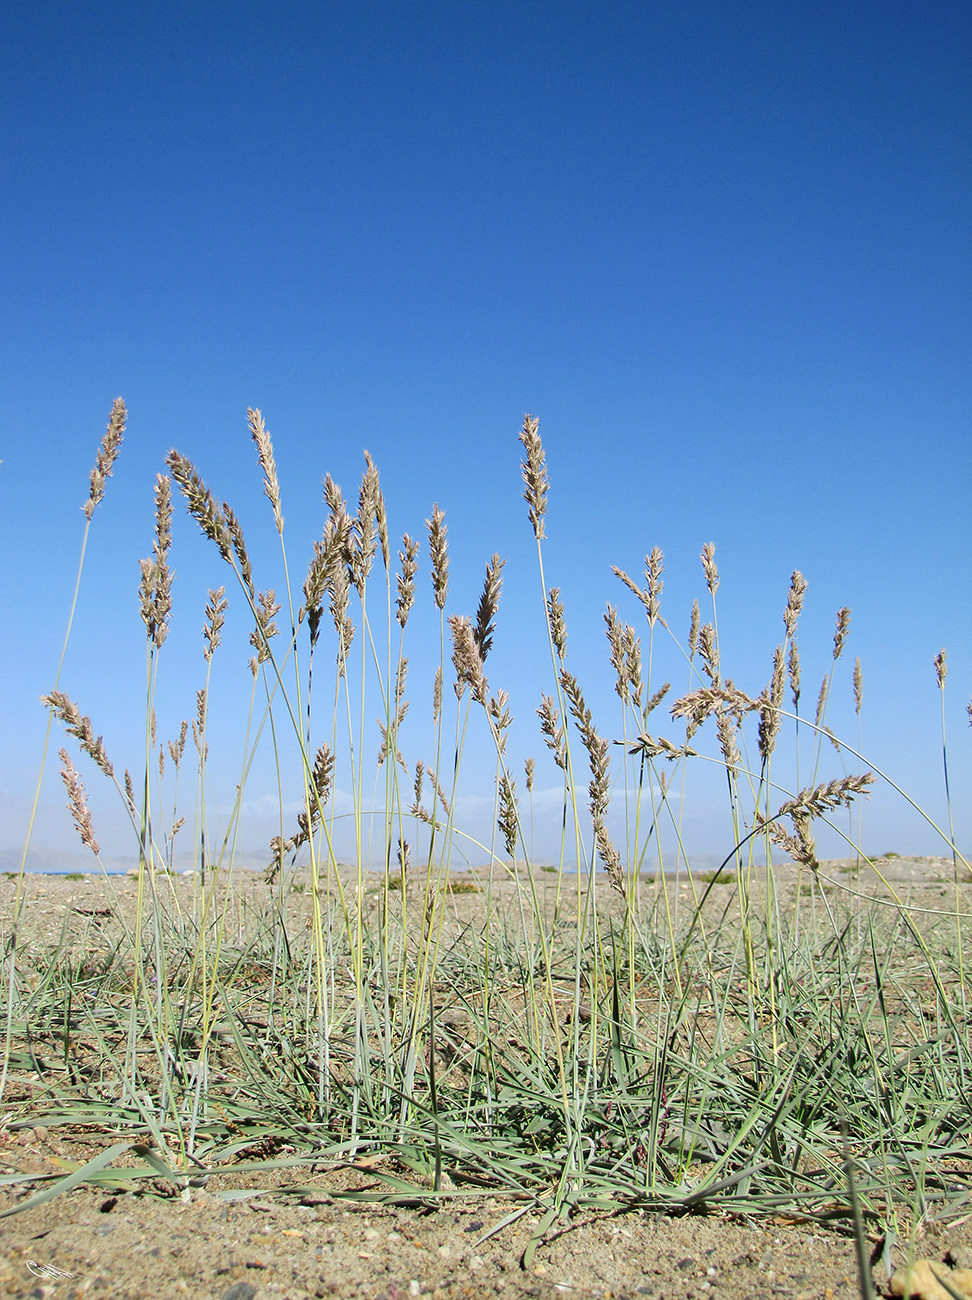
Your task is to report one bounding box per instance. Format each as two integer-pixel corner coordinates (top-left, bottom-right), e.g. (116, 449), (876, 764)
(1, 0), (969, 870)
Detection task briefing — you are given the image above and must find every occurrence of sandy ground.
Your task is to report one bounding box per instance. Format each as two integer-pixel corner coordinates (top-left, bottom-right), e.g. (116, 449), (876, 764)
(1, 857), (970, 1300)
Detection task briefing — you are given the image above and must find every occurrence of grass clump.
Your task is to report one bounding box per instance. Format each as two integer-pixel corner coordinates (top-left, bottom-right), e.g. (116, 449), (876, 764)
(1, 403), (970, 1269)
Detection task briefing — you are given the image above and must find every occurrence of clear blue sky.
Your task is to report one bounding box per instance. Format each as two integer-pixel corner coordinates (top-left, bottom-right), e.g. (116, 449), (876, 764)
(2, 0), (969, 870)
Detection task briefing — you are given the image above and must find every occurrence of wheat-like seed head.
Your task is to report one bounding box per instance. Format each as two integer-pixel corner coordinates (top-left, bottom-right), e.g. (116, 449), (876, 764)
(524, 756), (535, 793)
(250, 589), (281, 665)
(645, 547), (664, 626)
(427, 504), (449, 611)
(605, 605), (628, 699)
(58, 749), (99, 855)
(123, 769), (136, 815)
(757, 644), (786, 762)
(449, 614), (488, 703)
(221, 503), (254, 599)
(396, 533), (420, 628)
(167, 720), (188, 770)
(688, 599), (700, 658)
(519, 414), (548, 540)
(537, 695), (566, 771)
(433, 666), (443, 725)
(139, 474), (174, 650)
(474, 554), (505, 662)
(85, 398), (126, 520)
(365, 451), (390, 572)
(789, 642), (801, 711)
(854, 657), (863, 714)
(813, 676), (828, 728)
(547, 588), (567, 660)
(671, 682), (756, 727)
(42, 692), (114, 777)
(832, 607), (851, 660)
(166, 451), (234, 564)
(644, 681), (669, 717)
(248, 408), (284, 536)
(193, 688), (208, 759)
(934, 649), (947, 690)
(202, 586), (228, 662)
(625, 731), (697, 760)
(783, 570), (808, 639)
(776, 773), (874, 820)
(351, 456), (380, 593)
(716, 711), (741, 771)
(498, 775), (518, 858)
(596, 823), (624, 897)
(698, 622), (719, 683)
(409, 760), (427, 822)
(701, 542), (719, 596)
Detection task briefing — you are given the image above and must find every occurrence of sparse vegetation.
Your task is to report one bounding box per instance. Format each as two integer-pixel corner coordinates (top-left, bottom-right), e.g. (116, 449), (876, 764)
(1, 401), (970, 1279)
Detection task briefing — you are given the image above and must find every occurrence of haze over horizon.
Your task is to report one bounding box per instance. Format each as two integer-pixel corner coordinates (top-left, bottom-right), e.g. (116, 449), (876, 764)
(2, 1), (969, 873)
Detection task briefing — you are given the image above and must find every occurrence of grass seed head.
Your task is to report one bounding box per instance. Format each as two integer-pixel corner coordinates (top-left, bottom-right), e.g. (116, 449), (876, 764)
(783, 570), (808, 639)
(203, 586), (228, 661)
(832, 606), (851, 660)
(58, 748), (99, 855)
(547, 587), (567, 660)
(701, 542), (719, 596)
(166, 451), (234, 565)
(248, 407), (284, 536)
(449, 614), (488, 703)
(519, 414), (548, 540)
(473, 554), (505, 663)
(934, 648), (947, 690)
(85, 398), (126, 520)
(789, 641), (802, 710)
(396, 534), (420, 628)
(427, 504), (449, 611)
(42, 691), (114, 778)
